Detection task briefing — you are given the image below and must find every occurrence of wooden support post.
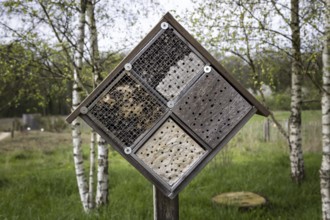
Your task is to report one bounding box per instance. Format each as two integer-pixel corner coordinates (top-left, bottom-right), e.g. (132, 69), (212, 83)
(153, 186), (179, 220)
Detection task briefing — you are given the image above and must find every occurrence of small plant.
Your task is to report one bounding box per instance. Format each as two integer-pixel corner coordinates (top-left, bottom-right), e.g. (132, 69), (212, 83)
(52, 117), (68, 133)
(13, 152), (30, 160)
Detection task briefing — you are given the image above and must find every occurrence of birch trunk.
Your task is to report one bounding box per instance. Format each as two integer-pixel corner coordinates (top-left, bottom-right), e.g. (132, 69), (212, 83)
(88, 131), (96, 209)
(95, 136), (109, 206)
(87, 0), (102, 85)
(320, 1), (330, 218)
(289, 0), (305, 183)
(86, 0), (109, 206)
(72, 0), (89, 212)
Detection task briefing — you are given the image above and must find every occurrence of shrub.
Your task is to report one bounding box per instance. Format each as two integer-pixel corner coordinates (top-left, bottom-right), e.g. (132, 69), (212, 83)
(41, 116), (68, 133)
(262, 93), (291, 111)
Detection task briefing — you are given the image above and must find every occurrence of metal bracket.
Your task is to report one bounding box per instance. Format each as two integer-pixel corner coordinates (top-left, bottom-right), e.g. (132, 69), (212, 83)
(167, 101), (175, 109)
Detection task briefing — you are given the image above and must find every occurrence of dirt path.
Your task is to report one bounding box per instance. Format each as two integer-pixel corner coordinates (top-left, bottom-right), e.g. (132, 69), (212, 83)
(0, 132), (10, 141)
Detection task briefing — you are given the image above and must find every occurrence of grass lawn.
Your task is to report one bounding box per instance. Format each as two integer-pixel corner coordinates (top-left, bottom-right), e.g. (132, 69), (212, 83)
(0, 111), (322, 219)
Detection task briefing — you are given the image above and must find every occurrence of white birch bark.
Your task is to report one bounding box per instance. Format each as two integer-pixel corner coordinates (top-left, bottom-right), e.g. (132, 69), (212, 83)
(95, 136), (109, 206)
(87, 0), (102, 85)
(86, 0), (109, 207)
(72, 0), (89, 212)
(321, 1), (330, 219)
(88, 131), (96, 209)
(289, 0), (305, 183)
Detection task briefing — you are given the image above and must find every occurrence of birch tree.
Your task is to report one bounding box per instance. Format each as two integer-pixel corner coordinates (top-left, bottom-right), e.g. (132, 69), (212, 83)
(321, 0), (330, 218)
(0, 1), (91, 210)
(289, 0), (305, 183)
(35, 0), (91, 211)
(71, 0), (90, 211)
(86, 0), (109, 207)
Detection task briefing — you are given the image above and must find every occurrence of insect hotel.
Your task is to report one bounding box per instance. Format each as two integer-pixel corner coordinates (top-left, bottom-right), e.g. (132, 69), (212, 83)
(66, 13), (269, 200)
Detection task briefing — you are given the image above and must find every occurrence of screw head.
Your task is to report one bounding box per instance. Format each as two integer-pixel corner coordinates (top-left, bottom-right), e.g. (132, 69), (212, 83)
(124, 63), (132, 71)
(204, 65), (212, 73)
(167, 101), (175, 108)
(80, 106), (88, 114)
(161, 22), (169, 29)
(124, 147), (132, 155)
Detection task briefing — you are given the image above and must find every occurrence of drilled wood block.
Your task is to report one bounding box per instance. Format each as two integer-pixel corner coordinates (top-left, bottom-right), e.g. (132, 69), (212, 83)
(89, 73), (166, 147)
(173, 70), (252, 148)
(136, 118), (206, 185)
(132, 28), (205, 101)
(156, 52), (204, 100)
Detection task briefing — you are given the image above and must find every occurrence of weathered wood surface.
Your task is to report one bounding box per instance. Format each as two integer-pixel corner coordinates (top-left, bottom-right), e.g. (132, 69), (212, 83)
(156, 52), (204, 100)
(137, 119), (206, 185)
(173, 69), (252, 148)
(153, 186), (179, 220)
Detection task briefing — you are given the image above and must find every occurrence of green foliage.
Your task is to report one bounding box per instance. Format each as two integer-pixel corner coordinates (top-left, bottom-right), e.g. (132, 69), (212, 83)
(0, 43), (44, 115)
(260, 89), (321, 111)
(40, 116), (68, 133)
(0, 43), (72, 117)
(0, 111), (322, 219)
(262, 92), (291, 111)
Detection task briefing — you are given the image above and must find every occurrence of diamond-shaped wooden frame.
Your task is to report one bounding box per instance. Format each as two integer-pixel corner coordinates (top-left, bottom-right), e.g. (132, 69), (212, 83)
(66, 13), (269, 199)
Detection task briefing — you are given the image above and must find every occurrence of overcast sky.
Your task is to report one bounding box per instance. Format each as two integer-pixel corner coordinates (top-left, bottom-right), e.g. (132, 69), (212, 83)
(97, 0), (197, 52)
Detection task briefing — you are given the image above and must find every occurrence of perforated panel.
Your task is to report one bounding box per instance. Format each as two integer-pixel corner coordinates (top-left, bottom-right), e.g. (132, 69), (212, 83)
(132, 28), (205, 100)
(136, 118), (206, 185)
(173, 69), (252, 148)
(89, 73), (166, 147)
(156, 52), (204, 100)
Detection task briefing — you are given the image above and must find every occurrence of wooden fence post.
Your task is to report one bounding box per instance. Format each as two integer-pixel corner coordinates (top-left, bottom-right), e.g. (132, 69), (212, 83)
(153, 186), (179, 220)
(263, 118), (270, 142)
(11, 120), (15, 139)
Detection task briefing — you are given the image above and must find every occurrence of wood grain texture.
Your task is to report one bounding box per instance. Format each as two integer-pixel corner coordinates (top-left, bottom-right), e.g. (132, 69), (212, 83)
(153, 186), (179, 220)
(156, 52), (204, 101)
(136, 118), (206, 185)
(173, 69), (252, 148)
